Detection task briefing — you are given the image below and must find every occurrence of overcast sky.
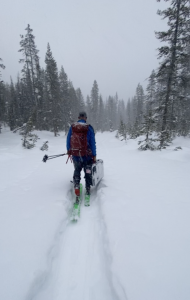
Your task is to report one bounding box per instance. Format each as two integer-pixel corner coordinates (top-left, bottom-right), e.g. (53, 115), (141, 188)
(1, 0), (169, 102)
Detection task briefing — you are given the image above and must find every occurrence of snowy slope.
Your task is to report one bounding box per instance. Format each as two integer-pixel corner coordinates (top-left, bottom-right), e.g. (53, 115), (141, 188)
(0, 128), (190, 300)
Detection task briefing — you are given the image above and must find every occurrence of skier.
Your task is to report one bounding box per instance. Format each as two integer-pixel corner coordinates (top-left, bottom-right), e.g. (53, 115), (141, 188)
(66, 112), (96, 198)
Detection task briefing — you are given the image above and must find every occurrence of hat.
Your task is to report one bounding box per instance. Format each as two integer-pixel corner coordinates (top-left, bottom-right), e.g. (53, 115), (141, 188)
(78, 111), (87, 118)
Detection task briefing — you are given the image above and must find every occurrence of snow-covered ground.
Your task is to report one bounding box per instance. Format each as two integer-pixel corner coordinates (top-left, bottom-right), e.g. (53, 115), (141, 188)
(0, 127), (190, 300)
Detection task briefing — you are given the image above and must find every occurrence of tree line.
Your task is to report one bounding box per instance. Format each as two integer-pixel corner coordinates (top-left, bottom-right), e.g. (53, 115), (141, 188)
(0, 25), (124, 132)
(117, 0), (190, 150)
(1, 0), (190, 150)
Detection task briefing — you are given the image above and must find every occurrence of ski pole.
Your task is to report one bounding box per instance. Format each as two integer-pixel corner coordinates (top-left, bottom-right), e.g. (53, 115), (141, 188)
(42, 153), (66, 163)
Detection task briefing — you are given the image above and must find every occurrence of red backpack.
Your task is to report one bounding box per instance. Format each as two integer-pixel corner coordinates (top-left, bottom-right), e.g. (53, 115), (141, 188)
(70, 122), (92, 157)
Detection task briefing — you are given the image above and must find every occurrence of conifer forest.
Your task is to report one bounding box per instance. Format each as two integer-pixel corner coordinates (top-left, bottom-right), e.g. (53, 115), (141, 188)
(1, 0), (190, 150)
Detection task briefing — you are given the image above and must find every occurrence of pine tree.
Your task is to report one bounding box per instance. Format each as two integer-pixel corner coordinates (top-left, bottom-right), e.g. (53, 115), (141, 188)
(20, 111), (38, 149)
(138, 70), (158, 150)
(156, 0), (190, 148)
(0, 58), (6, 133)
(76, 88), (85, 112)
(45, 43), (60, 136)
(8, 79), (18, 131)
(35, 67), (45, 130)
(15, 76), (24, 127)
(98, 95), (105, 132)
(117, 99), (126, 128)
(41, 68), (51, 131)
(176, 44), (190, 136)
(130, 118), (141, 139)
(86, 95), (92, 124)
(68, 81), (78, 123)
(138, 114), (157, 150)
(59, 66), (70, 133)
(117, 119), (127, 141)
(90, 80), (99, 131)
(130, 84), (144, 137)
(126, 98), (132, 135)
(19, 24), (41, 123)
(104, 100), (110, 131)
(135, 83), (144, 126)
(107, 95), (118, 131)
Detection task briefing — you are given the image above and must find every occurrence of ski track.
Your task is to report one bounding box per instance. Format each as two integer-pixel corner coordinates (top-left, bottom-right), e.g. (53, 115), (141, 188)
(25, 182), (125, 300)
(25, 216), (69, 300)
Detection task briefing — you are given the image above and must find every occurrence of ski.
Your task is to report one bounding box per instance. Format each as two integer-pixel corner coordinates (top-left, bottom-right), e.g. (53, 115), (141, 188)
(71, 183), (83, 221)
(84, 192), (90, 206)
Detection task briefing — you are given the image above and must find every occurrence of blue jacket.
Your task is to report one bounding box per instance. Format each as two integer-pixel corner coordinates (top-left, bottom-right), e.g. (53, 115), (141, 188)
(67, 119), (96, 161)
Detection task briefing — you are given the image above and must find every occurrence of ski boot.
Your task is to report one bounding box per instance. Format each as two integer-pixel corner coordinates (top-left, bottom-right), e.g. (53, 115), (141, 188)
(71, 183), (83, 221)
(74, 183), (80, 197)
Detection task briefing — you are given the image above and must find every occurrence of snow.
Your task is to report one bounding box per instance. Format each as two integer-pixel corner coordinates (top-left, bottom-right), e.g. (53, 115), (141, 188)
(0, 127), (190, 300)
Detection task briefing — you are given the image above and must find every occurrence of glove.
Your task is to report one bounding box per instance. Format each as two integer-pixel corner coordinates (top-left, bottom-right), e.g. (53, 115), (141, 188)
(93, 156), (96, 163)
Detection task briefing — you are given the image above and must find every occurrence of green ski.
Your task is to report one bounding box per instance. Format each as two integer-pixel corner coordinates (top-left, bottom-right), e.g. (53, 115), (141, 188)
(84, 192), (90, 206)
(71, 183), (83, 221)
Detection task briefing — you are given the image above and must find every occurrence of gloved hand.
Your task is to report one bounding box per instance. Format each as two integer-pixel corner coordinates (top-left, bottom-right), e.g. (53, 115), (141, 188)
(93, 156), (96, 163)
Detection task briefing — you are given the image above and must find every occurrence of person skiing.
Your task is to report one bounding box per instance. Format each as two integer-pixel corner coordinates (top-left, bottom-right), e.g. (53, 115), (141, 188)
(66, 111), (96, 199)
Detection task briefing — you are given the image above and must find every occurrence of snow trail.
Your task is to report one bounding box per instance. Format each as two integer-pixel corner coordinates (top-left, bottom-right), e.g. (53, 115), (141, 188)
(34, 185), (123, 300)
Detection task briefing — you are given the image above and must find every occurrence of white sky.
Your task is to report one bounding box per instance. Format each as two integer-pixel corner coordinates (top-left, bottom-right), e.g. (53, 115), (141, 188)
(1, 0), (168, 101)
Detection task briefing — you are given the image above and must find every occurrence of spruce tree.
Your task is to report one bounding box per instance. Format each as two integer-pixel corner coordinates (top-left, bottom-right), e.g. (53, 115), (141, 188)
(107, 95), (118, 131)
(76, 88), (85, 112)
(138, 114), (157, 150)
(19, 24), (41, 122)
(138, 70), (158, 150)
(45, 43), (60, 136)
(117, 120), (127, 141)
(129, 85), (144, 138)
(98, 95), (105, 132)
(15, 76), (24, 127)
(104, 100), (110, 131)
(126, 98), (132, 135)
(68, 81), (78, 123)
(0, 58), (5, 132)
(117, 99), (126, 128)
(59, 66), (70, 132)
(176, 43), (190, 136)
(156, 0), (190, 148)
(90, 80), (99, 131)
(20, 111), (38, 149)
(135, 83), (144, 126)
(8, 80), (18, 131)
(86, 95), (92, 124)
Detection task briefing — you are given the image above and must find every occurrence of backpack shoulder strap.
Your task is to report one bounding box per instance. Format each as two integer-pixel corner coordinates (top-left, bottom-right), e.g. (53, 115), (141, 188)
(88, 124), (95, 133)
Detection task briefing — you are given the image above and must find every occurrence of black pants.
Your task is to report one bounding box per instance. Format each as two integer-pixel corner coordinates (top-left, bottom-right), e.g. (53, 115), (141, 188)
(73, 160), (92, 188)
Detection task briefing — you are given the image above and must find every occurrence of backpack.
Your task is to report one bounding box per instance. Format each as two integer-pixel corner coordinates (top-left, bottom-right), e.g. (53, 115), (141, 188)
(70, 122), (92, 157)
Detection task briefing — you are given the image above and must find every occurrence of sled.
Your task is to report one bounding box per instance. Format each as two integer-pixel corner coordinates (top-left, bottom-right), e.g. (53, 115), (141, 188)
(91, 159), (104, 186)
